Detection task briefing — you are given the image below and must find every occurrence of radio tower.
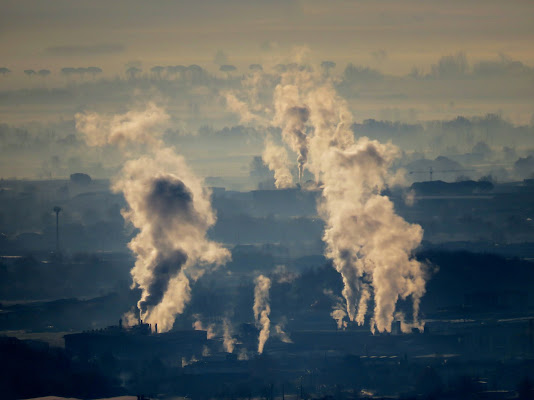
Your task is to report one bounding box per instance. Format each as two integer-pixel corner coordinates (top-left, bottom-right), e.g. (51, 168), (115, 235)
(53, 206), (62, 253)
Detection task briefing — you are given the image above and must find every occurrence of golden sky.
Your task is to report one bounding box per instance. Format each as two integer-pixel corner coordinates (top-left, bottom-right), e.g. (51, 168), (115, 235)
(1, 0), (533, 77)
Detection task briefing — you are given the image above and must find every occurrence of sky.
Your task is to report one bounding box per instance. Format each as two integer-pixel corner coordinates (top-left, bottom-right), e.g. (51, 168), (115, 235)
(0, 0), (533, 182)
(2, 0), (534, 77)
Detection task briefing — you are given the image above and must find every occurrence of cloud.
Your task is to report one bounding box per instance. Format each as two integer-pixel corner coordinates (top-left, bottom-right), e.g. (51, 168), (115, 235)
(46, 43), (125, 56)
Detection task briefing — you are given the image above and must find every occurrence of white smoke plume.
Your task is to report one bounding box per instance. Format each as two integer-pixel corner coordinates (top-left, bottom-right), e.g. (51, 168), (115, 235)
(224, 92), (259, 125)
(274, 320), (293, 343)
(122, 309), (139, 328)
(316, 136), (425, 333)
(273, 264), (298, 284)
(273, 84), (310, 182)
(253, 275), (272, 354)
(394, 311), (425, 333)
(262, 138), (294, 188)
(238, 348), (249, 360)
(222, 318), (237, 353)
(226, 65), (427, 334)
(222, 67), (273, 125)
(192, 316), (216, 339)
(75, 102), (169, 148)
(278, 71), (426, 333)
(182, 356), (199, 367)
(331, 308), (348, 330)
(403, 189), (416, 207)
(324, 288), (348, 329)
(76, 104), (230, 333)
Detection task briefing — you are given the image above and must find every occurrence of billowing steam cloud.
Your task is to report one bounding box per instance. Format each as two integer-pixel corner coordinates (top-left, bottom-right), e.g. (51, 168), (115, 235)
(192, 316), (216, 339)
(253, 275), (271, 354)
(273, 84), (310, 182)
(224, 92), (259, 124)
(324, 288), (348, 329)
(223, 318), (237, 353)
(226, 65), (427, 333)
(75, 102), (169, 147)
(76, 104), (230, 332)
(278, 71), (426, 333)
(274, 321), (293, 343)
(262, 137), (293, 188)
(193, 315), (236, 353)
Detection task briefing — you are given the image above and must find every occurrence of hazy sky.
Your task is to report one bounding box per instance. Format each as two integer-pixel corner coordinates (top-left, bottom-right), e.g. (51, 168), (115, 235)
(2, 0), (534, 75)
(1, 1), (533, 181)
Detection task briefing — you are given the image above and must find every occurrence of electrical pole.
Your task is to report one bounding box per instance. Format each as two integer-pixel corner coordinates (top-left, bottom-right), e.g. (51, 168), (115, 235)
(53, 206), (62, 253)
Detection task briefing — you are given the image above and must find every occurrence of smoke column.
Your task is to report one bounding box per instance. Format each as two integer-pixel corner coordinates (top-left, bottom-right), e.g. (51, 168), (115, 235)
(307, 85), (425, 333)
(226, 66), (427, 333)
(284, 72), (426, 333)
(223, 318), (237, 353)
(324, 288), (348, 329)
(76, 104), (230, 332)
(253, 275), (271, 354)
(262, 137), (294, 188)
(273, 83), (310, 182)
(192, 316), (216, 339)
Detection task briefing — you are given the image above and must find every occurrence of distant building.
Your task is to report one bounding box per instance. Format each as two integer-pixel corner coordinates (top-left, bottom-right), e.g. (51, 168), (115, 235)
(64, 321), (207, 363)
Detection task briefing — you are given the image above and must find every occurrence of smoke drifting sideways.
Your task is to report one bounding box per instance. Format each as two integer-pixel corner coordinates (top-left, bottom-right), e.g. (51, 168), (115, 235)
(228, 66), (427, 334)
(75, 104), (230, 332)
(75, 102), (169, 148)
(253, 275), (272, 354)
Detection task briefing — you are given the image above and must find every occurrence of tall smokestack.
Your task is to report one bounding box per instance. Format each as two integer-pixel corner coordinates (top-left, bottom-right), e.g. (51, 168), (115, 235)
(53, 206), (62, 253)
